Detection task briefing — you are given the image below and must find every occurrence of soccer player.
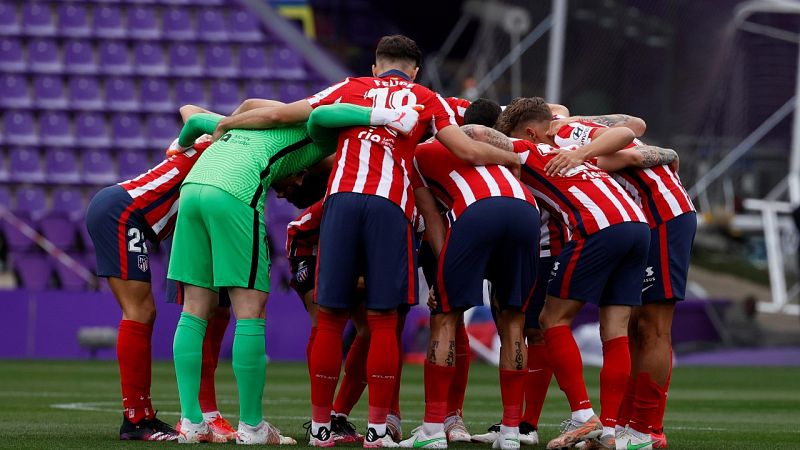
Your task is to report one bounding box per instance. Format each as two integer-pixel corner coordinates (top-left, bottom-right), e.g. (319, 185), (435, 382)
(495, 97), (651, 450)
(402, 123), (540, 450)
(211, 34), (521, 448)
(168, 102), (420, 444)
(546, 115), (694, 450)
(84, 106), (216, 442)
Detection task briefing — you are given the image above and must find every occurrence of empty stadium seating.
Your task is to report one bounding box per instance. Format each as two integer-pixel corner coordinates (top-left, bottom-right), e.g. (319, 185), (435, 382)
(0, 0), (324, 289)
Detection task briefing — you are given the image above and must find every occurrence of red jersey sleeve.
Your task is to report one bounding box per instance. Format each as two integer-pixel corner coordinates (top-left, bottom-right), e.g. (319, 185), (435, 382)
(306, 77), (354, 108)
(423, 93), (459, 135)
(445, 97), (471, 126)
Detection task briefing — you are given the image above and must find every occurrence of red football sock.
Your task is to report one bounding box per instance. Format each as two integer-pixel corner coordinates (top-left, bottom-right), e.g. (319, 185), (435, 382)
(366, 313), (399, 424)
(424, 361), (456, 423)
(599, 337), (631, 428)
(310, 311), (348, 423)
(306, 326), (317, 377)
(500, 369), (526, 427)
(521, 343), (552, 426)
(390, 329), (404, 417)
(653, 349), (672, 432)
(629, 372), (665, 434)
(332, 334), (369, 416)
(199, 313), (229, 413)
(544, 325), (592, 411)
(118, 320), (154, 423)
(446, 323), (471, 416)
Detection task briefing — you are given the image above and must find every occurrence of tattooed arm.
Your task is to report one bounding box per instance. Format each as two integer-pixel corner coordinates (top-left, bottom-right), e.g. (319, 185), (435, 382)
(460, 124), (514, 152)
(548, 114), (647, 137)
(595, 145), (679, 172)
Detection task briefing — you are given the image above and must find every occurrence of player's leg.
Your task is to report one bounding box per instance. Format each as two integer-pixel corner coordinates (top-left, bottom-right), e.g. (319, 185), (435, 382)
(332, 296), (369, 443)
(444, 314), (472, 443)
(198, 301), (236, 441)
(387, 305), (409, 443)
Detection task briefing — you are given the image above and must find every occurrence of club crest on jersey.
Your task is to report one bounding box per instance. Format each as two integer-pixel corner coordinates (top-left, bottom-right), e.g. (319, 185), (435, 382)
(296, 261), (309, 283)
(138, 255), (149, 273)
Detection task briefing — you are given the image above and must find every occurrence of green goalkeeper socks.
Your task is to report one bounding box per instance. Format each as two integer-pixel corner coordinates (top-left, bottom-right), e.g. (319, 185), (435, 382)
(173, 312), (207, 424)
(233, 318), (267, 427)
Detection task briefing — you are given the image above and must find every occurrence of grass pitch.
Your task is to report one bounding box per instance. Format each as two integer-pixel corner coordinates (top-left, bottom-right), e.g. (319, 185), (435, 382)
(0, 360), (798, 449)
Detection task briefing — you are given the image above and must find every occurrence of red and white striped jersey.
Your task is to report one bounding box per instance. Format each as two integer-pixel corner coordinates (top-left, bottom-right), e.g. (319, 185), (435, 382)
(286, 199), (324, 259)
(415, 138), (537, 222)
(514, 139), (647, 239)
(539, 208), (568, 258)
(307, 72), (458, 221)
(445, 97), (471, 126)
(553, 122), (695, 227)
(117, 142), (210, 241)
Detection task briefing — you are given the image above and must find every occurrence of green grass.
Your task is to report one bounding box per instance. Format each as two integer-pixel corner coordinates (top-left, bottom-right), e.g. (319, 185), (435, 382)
(0, 361), (799, 448)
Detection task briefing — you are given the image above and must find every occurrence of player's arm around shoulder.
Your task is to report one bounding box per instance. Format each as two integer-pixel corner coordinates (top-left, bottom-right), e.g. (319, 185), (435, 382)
(436, 125), (520, 177)
(595, 145), (679, 172)
(212, 99), (314, 140)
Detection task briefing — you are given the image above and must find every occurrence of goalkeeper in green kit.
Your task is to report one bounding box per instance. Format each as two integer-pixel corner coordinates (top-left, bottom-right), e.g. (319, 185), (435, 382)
(168, 101), (421, 444)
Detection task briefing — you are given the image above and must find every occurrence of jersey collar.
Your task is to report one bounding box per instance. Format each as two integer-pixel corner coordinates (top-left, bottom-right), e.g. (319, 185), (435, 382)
(378, 69), (412, 81)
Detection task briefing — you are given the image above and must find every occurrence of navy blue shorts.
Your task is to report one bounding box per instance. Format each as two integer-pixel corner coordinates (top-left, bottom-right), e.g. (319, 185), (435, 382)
(524, 256), (556, 329)
(85, 185), (153, 282)
(435, 198), (540, 314)
(165, 279), (231, 306)
(315, 193), (418, 311)
(548, 222), (650, 306)
(642, 212), (696, 303)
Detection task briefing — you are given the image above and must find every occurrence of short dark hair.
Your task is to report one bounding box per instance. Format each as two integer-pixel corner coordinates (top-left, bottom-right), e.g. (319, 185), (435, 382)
(463, 98), (502, 127)
(375, 35), (422, 67)
(494, 97), (552, 135)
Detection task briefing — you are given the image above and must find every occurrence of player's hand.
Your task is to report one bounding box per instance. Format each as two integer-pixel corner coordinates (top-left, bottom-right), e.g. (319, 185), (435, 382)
(427, 289), (438, 311)
(503, 153), (521, 178)
(547, 116), (575, 137)
(545, 148), (585, 177)
(669, 155), (680, 173)
(385, 105), (424, 136)
(165, 138), (189, 157)
(211, 120), (229, 142)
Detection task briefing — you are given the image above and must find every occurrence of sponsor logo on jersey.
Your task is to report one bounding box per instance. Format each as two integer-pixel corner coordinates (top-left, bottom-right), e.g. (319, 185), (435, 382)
(643, 266), (656, 283)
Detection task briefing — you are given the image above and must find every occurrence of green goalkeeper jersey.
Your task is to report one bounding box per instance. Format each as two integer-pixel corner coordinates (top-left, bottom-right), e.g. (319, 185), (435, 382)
(180, 104), (373, 214)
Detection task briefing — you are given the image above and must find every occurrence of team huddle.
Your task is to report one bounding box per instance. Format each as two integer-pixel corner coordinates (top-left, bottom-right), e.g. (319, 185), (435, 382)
(85, 35), (695, 450)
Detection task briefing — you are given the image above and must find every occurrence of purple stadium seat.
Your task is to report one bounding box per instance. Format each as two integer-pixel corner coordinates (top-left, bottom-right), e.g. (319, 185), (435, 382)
(118, 149), (151, 181)
(3, 212), (35, 252)
(210, 80), (240, 114)
(174, 79), (207, 107)
(82, 148), (116, 184)
(141, 78), (173, 112)
(279, 82), (305, 103)
(0, 2), (20, 36)
(0, 38), (25, 72)
(272, 47), (306, 80)
(68, 76), (103, 110)
(9, 148), (44, 183)
(99, 42), (132, 75)
(0, 74), (31, 108)
(28, 39), (62, 73)
(33, 75), (68, 109)
(75, 112), (110, 148)
(40, 111), (74, 146)
(45, 148), (80, 184)
(0, 186), (10, 206)
(229, 9), (263, 42)
(204, 45), (237, 77)
(146, 114), (178, 148)
(239, 45), (272, 78)
(93, 5), (126, 39)
(55, 253), (88, 291)
(197, 9), (228, 41)
(4, 112), (39, 146)
(63, 40), (96, 74)
(0, 152), (9, 182)
(134, 42), (167, 76)
(168, 43), (202, 76)
(112, 114), (147, 148)
(163, 8), (196, 41)
(16, 187), (48, 220)
(58, 3), (91, 38)
(13, 253), (53, 290)
(22, 2), (56, 36)
(41, 213), (78, 250)
(127, 7), (160, 40)
(51, 188), (84, 221)
(244, 81), (276, 101)
(105, 77), (139, 111)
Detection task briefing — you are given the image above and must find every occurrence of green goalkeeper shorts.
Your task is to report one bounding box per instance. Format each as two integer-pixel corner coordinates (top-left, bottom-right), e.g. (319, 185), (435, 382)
(168, 183), (270, 293)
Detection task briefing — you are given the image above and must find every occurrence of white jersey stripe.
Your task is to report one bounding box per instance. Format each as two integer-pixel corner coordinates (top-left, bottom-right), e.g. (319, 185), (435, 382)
(592, 178), (630, 222)
(329, 138), (349, 193)
(307, 78), (350, 106)
(352, 140), (371, 194)
(449, 170), (476, 207)
(611, 179), (647, 223)
(642, 168), (683, 216)
(431, 94), (459, 135)
(288, 212), (313, 229)
(127, 168), (180, 199)
(498, 165), (527, 200)
(475, 166), (501, 196)
(569, 186), (610, 229)
(613, 174), (644, 209)
(123, 159), (170, 185)
(399, 156), (410, 213)
(665, 168), (696, 211)
(151, 198), (179, 234)
(530, 186), (572, 230)
(376, 147), (394, 198)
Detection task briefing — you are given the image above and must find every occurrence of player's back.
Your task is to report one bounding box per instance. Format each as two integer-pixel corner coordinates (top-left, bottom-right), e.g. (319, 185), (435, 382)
(286, 199), (324, 258)
(513, 139), (646, 238)
(415, 138), (535, 221)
